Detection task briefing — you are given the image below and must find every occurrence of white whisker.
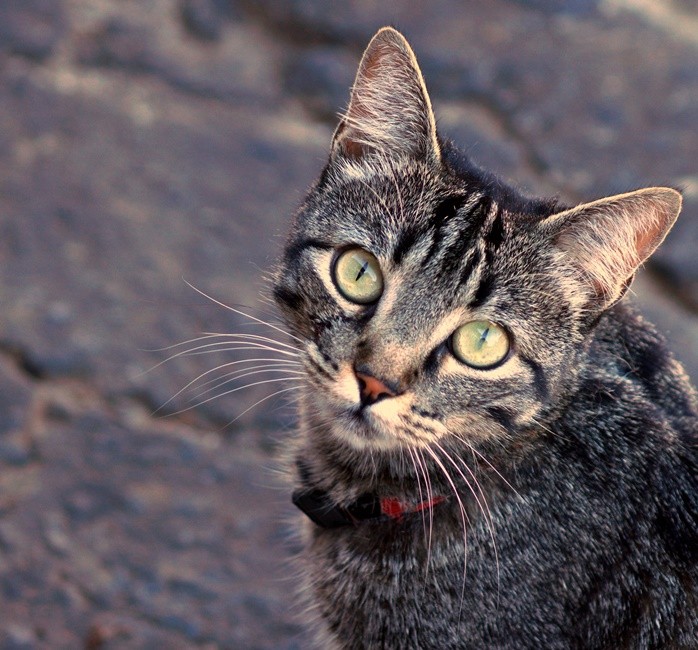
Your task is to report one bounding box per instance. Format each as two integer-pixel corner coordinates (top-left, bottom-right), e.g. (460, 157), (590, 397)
(449, 432), (522, 501)
(424, 445), (469, 624)
(188, 366), (306, 403)
(183, 279), (304, 343)
(432, 440), (500, 605)
(225, 385), (302, 428)
(179, 342), (299, 359)
(192, 359), (301, 392)
(165, 376), (303, 418)
(201, 331), (301, 353)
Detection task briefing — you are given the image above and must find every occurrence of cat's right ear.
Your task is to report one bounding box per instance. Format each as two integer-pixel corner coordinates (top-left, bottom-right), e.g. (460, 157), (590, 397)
(330, 27), (441, 164)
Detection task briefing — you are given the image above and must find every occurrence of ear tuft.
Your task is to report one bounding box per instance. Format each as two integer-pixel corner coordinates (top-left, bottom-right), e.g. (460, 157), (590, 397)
(541, 187), (682, 311)
(331, 27), (440, 163)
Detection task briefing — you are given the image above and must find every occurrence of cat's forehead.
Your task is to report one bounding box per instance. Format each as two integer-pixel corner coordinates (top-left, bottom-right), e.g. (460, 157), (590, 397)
(311, 157), (486, 246)
(333, 156), (459, 211)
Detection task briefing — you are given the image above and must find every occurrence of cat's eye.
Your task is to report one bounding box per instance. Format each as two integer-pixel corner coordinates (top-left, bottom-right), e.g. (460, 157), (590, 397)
(451, 320), (510, 369)
(332, 247), (384, 304)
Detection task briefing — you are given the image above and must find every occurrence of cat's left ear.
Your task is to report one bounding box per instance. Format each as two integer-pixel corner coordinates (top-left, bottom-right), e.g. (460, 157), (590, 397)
(540, 187), (682, 311)
(331, 27), (441, 164)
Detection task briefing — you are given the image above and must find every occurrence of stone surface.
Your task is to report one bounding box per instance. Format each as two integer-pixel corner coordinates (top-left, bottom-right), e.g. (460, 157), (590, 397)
(0, 387), (307, 648)
(0, 0), (695, 646)
(0, 0), (65, 61)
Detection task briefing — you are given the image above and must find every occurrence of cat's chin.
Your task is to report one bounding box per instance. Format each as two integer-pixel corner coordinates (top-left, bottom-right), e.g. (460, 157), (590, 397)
(330, 409), (408, 452)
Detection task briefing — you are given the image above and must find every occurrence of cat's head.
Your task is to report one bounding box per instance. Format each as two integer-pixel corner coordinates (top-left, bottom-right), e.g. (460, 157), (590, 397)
(273, 27), (681, 454)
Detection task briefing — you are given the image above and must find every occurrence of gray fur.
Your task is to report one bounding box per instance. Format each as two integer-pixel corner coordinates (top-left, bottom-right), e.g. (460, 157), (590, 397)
(273, 27), (698, 649)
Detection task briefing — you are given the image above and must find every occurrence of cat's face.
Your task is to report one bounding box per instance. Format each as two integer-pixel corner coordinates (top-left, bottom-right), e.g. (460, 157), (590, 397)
(275, 156), (578, 451)
(273, 27), (680, 454)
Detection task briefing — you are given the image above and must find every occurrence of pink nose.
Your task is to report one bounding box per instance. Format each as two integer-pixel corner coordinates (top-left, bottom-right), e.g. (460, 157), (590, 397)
(355, 370), (396, 406)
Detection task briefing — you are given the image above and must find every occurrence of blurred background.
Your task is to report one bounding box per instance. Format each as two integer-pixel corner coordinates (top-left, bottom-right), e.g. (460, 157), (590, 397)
(0, 0), (695, 647)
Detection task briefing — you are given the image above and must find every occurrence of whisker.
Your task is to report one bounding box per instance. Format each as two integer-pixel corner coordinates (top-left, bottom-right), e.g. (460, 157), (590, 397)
(188, 366), (306, 403)
(201, 331), (301, 353)
(217, 301), (288, 325)
(177, 342), (300, 359)
(423, 445), (469, 624)
(143, 332), (240, 353)
(148, 340), (300, 388)
(432, 440), (500, 606)
(225, 385), (303, 428)
(529, 415), (559, 439)
(153, 353), (300, 416)
(417, 447), (436, 571)
(165, 376), (303, 418)
(137, 333), (259, 376)
(410, 447), (434, 574)
(449, 432), (522, 501)
(192, 359), (301, 392)
(183, 279), (304, 343)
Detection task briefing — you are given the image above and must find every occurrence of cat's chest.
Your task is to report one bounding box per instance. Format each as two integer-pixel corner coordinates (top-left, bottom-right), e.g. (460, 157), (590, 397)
(297, 490), (640, 649)
(300, 509), (513, 646)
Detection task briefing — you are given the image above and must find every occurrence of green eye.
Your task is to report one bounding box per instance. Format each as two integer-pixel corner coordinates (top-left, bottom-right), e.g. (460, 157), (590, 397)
(333, 247), (384, 304)
(451, 320), (510, 369)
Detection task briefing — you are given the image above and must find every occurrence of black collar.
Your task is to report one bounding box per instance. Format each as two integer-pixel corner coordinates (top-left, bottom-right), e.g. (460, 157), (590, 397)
(292, 461), (446, 529)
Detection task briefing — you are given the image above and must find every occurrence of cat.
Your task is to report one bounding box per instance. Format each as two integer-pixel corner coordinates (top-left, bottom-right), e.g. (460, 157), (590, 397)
(271, 26), (698, 649)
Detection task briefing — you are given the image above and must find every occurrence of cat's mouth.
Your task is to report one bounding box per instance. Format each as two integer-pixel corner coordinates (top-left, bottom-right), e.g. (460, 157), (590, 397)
(324, 381), (435, 450)
(331, 403), (410, 450)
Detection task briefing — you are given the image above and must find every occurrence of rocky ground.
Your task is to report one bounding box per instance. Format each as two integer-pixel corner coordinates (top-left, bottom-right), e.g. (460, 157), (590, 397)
(0, 0), (695, 648)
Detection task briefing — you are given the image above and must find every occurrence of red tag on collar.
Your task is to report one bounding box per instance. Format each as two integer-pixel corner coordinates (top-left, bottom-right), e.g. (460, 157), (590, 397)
(379, 496), (446, 520)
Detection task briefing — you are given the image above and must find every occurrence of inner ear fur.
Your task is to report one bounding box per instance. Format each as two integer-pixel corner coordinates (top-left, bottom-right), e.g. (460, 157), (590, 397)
(540, 187), (682, 310)
(331, 26), (441, 164)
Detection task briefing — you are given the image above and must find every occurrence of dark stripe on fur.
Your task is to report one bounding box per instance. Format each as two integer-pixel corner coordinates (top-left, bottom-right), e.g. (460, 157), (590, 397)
(520, 354), (549, 401)
(273, 285), (303, 311)
(393, 224), (428, 265)
(469, 271), (495, 308)
(439, 230), (473, 278)
(486, 406), (515, 431)
(308, 356), (333, 382)
(424, 195), (467, 264)
(423, 345), (445, 375)
(483, 203), (504, 249)
(320, 348), (339, 372)
(411, 405), (441, 421)
(456, 247), (482, 293)
(438, 197), (490, 275)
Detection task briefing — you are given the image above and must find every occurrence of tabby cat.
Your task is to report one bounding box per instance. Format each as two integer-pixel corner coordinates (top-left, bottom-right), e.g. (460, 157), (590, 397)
(272, 27), (698, 649)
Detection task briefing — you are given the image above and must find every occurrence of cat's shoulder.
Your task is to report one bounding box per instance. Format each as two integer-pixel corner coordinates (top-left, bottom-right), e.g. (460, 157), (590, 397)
(587, 302), (698, 439)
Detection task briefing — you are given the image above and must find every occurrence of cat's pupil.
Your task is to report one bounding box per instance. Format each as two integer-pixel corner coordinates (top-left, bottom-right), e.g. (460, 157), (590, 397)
(355, 262), (369, 282)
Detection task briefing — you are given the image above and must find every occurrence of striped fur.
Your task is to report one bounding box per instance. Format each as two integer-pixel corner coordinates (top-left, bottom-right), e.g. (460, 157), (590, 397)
(273, 27), (697, 649)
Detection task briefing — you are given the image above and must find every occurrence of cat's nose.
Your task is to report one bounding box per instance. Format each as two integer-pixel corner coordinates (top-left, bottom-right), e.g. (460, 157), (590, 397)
(354, 368), (398, 407)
